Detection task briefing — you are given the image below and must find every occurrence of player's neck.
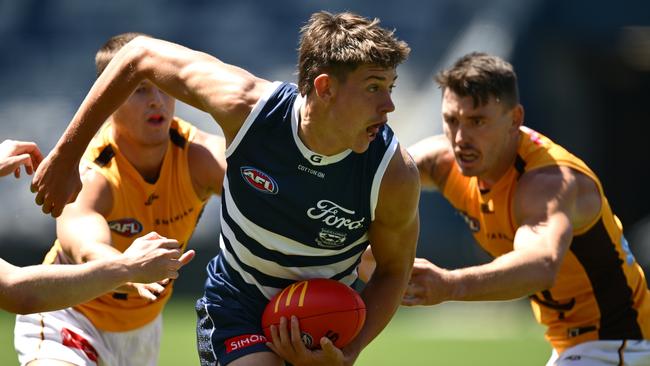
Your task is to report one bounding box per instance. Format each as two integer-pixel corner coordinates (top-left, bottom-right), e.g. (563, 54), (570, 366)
(113, 134), (167, 184)
(477, 134), (521, 190)
(299, 103), (347, 156)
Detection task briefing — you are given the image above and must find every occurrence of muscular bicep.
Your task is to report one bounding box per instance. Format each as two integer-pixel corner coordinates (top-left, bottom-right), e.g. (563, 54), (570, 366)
(512, 167), (578, 273)
(56, 167), (116, 263)
(126, 37), (272, 140)
(369, 146), (420, 277)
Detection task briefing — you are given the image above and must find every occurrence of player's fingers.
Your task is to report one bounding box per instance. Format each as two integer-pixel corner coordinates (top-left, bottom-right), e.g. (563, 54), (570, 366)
(41, 198), (53, 214)
(158, 278), (171, 286)
(320, 336), (337, 355)
(140, 231), (162, 240)
(138, 288), (158, 302)
(278, 316), (292, 349)
(289, 316), (305, 352)
(50, 203), (65, 218)
(147, 282), (166, 294)
(268, 324), (282, 350)
(178, 250), (195, 267)
(160, 240), (182, 250)
(14, 167), (21, 178)
(265, 327), (281, 355)
(401, 294), (423, 306)
(24, 163), (34, 175)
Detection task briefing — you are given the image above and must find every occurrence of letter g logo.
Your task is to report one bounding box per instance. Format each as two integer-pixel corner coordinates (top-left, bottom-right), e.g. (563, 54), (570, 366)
(310, 154), (323, 163)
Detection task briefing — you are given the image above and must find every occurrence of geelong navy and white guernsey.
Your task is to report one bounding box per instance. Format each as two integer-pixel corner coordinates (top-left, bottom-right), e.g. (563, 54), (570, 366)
(197, 81), (398, 364)
(205, 81), (398, 301)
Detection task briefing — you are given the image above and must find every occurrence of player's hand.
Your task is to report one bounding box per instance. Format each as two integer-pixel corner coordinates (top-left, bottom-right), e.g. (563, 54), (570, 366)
(401, 257), (451, 306)
(0, 139), (44, 178)
(120, 281), (168, 302)
(121, 231), (195, 285)
(31, 147), (82, 217)
(266, 316), (345, 366)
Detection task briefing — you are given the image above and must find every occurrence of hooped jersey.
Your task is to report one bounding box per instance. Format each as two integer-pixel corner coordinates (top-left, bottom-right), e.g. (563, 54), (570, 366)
(442, 126), (650, 353)
(43, 117), (207, 332)
(204, 82), (398, 302)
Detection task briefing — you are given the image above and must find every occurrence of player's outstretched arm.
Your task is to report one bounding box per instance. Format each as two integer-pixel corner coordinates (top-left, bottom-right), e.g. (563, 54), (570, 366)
(345, 145), (420, 365)
(0, 139), (44, 178)
(403, 166), (581, 306)
(55, 167), (176, 301)
(31, 35), (271, 217)
(0, 232), (192, 314)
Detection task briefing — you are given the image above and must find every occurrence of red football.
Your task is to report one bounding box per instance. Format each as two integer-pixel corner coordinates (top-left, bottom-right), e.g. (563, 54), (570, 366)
(261, 278), (366, 349)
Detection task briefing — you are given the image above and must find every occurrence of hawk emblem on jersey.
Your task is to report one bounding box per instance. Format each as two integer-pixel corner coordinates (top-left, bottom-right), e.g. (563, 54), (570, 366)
(108, 218), (143, 237)
(240, 166), (279, 194)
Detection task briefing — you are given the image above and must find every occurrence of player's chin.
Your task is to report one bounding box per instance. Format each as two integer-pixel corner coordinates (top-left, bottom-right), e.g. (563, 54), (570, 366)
(350, 138), (372, 154)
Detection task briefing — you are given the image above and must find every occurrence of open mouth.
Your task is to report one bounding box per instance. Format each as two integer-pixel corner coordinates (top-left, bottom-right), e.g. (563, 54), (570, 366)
(366, 123), (384, 139)
(147, 114), (165, 126)
(456, 149), (480, 165)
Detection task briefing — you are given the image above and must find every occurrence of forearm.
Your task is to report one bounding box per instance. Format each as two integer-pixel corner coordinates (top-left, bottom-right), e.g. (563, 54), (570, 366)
(448, 250), (555, 301)
(1, 259), (131, 314)
(54, 44), (146, 159)
(343, 270), (408, 364)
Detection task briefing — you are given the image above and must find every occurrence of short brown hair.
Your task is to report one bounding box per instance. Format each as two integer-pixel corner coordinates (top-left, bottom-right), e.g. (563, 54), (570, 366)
(95, 32), (149, 78)
(435, 52), (519, 109)
(297, 11), (410, 96)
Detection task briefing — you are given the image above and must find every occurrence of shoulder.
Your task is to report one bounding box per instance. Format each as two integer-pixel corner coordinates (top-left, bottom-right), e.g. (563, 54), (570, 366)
(376, 144), (420, 220)
(407, 135), (455, 191)
(515, 166), (600, 226)
(188, 129), (227, 198)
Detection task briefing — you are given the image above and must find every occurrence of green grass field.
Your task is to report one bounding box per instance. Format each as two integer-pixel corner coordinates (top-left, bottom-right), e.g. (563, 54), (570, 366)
(0, 298), (550, 365)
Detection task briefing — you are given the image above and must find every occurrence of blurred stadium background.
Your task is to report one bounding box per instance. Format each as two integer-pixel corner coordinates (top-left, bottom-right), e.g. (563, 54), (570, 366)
(0, 0), (648, 364)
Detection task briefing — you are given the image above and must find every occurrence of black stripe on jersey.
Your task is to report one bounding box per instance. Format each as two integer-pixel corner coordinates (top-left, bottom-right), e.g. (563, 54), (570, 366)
(94, 145), (115, 166)
(330, 254), (363, 281)
(221, 234), (295, 289)
(570, 219), (642, 339)
(221, 195), (369, 267)
(514, 154), (526, 179)
(221, 228), (364, 290)
(169, 127), (187, 148)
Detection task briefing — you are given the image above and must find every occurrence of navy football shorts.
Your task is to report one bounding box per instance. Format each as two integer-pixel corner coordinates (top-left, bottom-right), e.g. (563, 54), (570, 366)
(196, 275), (272, 365)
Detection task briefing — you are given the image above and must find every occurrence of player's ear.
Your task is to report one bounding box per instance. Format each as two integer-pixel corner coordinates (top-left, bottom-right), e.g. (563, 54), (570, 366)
(313, 74), (334, 102)
(510, 104), (524, 131)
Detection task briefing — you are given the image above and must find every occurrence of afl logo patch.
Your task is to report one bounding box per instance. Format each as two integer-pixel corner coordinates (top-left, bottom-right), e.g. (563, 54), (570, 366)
(240, 166), (279, 194)
(108, 218), (143, 237)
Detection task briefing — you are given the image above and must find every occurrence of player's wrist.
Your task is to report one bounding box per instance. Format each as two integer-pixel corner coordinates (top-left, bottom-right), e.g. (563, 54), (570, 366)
(444, 269), (463, 301)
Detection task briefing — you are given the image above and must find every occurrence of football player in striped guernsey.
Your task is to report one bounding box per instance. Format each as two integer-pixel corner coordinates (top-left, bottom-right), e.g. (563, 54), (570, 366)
(29, 11), (420, 366)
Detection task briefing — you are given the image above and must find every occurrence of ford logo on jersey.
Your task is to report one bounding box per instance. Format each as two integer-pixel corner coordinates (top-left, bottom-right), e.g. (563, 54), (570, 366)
(240, 166), (279, 194)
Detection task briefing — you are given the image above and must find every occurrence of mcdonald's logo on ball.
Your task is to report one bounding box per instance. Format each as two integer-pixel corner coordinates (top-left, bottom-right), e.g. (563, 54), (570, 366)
(261, 278), (366, 350)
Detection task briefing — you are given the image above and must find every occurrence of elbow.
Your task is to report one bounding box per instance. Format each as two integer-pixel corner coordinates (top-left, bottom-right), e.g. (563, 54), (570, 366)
(535, 255), (562, 291)
(113, 36), (155, 80)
